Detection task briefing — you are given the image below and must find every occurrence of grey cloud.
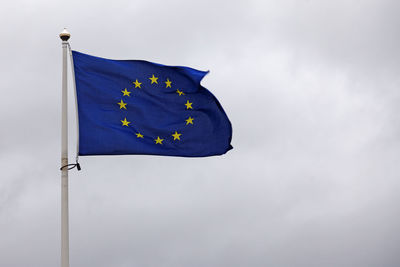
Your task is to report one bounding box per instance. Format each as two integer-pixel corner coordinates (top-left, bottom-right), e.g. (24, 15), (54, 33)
(0, 0), (400, 266)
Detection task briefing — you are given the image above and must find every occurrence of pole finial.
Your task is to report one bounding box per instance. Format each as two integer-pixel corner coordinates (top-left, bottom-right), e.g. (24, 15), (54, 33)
(59, 28), (70, 41)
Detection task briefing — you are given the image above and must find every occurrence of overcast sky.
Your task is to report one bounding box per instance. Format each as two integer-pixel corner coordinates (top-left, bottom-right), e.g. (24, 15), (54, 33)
(1, 0), (400, 266)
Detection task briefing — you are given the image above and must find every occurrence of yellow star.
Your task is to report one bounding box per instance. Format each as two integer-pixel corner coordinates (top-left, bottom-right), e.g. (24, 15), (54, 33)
(136, 132), (144, 138)
(176, 89), (185, 96)
(165, 78), (172, 88)
(149, 74), (158, 84)
(117, 99), (127, 110)
(121, 88), (131, 96)
(133, 79), (142, 88)
(184, 100), (193, 109)
(121, 118), (130, 127)
(155, 136), (164, 144)
(172, 131), (181, 141)
(186, 117), (194, 125)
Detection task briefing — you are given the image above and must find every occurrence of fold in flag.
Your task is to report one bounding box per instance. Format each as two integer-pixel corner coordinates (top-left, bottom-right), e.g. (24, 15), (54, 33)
(72, 51), (232, 157)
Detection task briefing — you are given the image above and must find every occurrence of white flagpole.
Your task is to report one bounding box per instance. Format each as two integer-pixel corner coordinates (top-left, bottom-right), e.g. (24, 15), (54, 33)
(59, 28), (70, 267)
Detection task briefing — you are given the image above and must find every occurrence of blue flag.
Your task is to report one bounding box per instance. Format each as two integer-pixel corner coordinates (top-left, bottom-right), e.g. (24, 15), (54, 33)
(72, 51), (232, 157)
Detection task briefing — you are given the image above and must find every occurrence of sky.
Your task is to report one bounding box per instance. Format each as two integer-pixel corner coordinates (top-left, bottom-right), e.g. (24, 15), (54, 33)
(1, 0), (400, 266)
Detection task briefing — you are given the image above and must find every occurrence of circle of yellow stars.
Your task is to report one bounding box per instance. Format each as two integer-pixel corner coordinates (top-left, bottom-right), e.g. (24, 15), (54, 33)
(118, 74), (194, 145)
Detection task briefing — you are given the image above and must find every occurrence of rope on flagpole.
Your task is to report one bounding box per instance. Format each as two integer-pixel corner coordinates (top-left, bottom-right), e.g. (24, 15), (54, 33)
(67, 42), (81, 171)
(60, 163), (81, 171)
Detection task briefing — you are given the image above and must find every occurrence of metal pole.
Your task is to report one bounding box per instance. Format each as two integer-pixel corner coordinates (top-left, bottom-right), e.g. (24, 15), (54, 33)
(59, 28), (70, 267)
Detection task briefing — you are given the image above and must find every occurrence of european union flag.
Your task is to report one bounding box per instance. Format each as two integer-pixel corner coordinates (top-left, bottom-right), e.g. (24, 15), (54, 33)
(72, 51), (232, 157)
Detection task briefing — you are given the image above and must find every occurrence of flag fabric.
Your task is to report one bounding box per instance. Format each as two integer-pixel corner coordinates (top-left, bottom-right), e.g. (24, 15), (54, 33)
(72, 51), (232, 157)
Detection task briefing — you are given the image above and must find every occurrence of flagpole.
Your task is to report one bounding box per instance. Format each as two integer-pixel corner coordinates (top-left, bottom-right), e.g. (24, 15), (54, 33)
(59, 28), (70, 267)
